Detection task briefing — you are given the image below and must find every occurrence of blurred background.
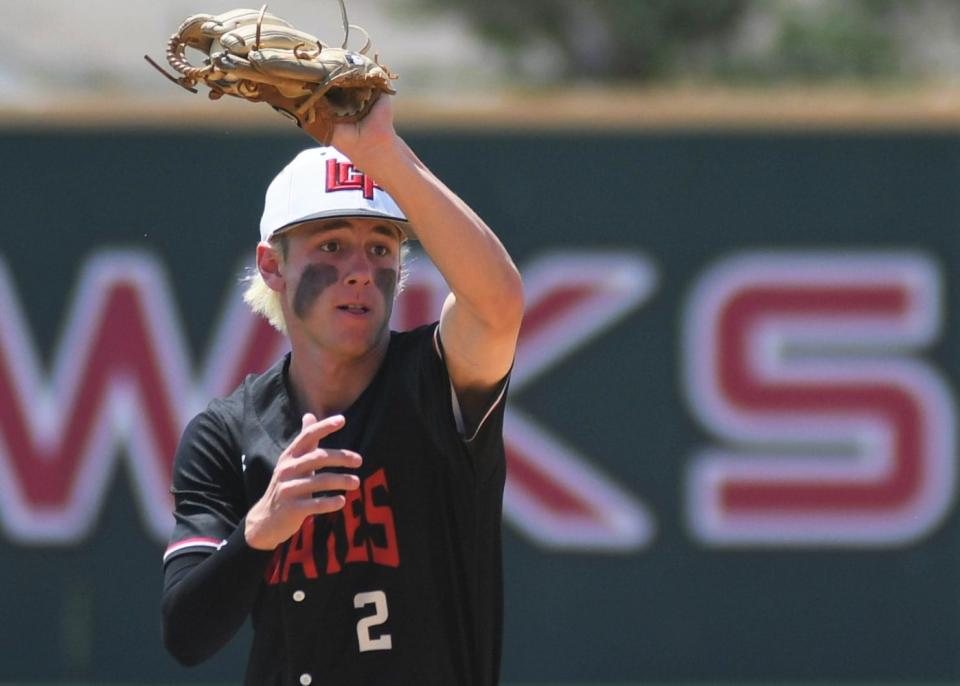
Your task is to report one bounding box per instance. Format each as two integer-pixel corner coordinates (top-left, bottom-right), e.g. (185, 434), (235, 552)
(2, 0), (960, 684)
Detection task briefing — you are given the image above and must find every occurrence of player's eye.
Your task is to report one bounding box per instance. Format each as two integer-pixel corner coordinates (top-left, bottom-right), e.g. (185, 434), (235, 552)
(319, 241), (340, 253)
(370, 244), (390, 258)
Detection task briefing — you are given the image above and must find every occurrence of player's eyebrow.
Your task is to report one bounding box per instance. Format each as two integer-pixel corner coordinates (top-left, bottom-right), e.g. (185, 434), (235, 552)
(300, 219), (401, 242)
(370, 224), (402, 241)
(302, 219), (351, 235)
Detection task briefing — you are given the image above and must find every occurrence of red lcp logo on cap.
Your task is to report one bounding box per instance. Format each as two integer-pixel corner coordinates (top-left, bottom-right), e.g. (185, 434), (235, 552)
(326, 159), (380, 200)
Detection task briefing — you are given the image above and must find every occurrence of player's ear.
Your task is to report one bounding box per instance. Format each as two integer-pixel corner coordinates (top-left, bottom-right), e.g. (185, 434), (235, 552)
(256, 241), (285, 292)
(396, 243), (409, 295)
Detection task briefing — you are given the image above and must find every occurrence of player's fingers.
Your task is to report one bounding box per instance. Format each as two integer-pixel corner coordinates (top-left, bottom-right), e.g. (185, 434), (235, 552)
(285, 414), (345, 455)
(301, 494), (347, 516)
(294, 447), (363, 474)
(281, 472), (361, 499)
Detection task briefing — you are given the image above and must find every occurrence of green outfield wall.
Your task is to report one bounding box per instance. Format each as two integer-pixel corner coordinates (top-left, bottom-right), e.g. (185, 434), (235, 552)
(0, 129), (959, 682)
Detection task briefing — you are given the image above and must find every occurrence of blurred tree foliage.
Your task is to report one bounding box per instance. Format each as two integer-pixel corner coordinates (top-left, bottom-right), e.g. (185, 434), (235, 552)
(740, 0), (902, 82)
(404, 0), (916, 84)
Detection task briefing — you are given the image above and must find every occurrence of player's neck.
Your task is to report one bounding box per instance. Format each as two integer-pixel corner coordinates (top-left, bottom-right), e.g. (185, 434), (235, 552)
(286, 334), (390, 417)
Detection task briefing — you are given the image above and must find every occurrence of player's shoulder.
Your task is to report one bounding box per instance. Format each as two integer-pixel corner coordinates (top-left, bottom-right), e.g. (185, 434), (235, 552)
(380, 322), (440, 385)
(191, 353), (290, 439)
(390, 321), (440, 358)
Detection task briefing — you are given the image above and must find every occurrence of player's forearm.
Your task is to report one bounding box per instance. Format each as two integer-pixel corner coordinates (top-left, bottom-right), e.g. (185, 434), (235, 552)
(363, 138), (524, 329)
(161, 521), (274, 666)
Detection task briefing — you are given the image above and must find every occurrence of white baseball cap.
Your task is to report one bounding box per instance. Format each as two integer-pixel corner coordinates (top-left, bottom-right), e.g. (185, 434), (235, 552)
(259, 147), (414, 242)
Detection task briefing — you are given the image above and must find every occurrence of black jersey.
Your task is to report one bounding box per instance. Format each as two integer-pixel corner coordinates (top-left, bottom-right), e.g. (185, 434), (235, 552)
(163, 323), (509, 686)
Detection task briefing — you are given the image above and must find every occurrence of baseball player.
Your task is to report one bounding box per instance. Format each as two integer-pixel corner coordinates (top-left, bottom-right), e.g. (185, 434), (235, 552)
(160, 96), (523, 686)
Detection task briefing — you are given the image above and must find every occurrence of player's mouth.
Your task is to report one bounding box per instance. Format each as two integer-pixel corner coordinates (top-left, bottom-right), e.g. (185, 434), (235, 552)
(336, 304), (371, 316)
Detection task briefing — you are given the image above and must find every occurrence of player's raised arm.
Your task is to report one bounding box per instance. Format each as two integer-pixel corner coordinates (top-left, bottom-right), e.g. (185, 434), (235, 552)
(322, 99), (524, 417)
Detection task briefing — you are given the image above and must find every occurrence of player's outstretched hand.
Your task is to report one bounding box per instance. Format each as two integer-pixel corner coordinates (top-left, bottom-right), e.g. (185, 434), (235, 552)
(325, 95), (398, 169)
(244, 413), (362, 551)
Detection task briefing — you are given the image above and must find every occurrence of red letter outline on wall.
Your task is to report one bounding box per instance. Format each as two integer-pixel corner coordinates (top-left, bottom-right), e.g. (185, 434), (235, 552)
(0, 249), (655, 552)
(683, 252), (955, 546)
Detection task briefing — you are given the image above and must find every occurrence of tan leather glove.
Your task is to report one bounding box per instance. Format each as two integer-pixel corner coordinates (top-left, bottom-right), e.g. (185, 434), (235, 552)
(146, 2), (396, 144)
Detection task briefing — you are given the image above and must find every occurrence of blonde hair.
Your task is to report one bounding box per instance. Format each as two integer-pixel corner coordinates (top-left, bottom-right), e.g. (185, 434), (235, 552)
(242, 235), (410, 336)
(242, 235), (289, 334)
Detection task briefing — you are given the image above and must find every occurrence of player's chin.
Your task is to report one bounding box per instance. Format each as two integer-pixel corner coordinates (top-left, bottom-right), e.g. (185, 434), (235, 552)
(332, 306), (386, 334)
(332, 320), (389, 356)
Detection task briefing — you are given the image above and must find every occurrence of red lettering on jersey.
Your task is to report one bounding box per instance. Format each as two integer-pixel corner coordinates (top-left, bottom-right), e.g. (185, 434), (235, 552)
(264, 470), (400, 582)
(343, 487), (370, 563)
(326, 159), (379, 200)
(364, 468), (399, 567)
(282, 515), (318, 581)
(325, 526), (342, 575)
(264, 548), (283, 585)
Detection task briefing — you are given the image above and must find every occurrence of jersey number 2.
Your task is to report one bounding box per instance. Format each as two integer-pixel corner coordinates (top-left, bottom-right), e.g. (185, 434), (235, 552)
(354, 590), (392, 652)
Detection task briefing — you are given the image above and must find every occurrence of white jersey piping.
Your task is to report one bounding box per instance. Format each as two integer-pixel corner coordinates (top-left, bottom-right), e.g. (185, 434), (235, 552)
(432, 326), (508, 443)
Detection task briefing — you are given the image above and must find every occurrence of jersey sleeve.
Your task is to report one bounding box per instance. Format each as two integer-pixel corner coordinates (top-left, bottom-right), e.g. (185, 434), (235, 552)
(418, 323), (511, 477)
(164, 405), (247, 566)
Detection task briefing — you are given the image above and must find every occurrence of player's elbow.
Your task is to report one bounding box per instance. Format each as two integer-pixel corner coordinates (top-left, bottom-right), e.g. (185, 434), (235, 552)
(162, 621), (215, 667)
(483, 267), (525, 334)
(161, 596), (218, 667)
(163, 643), (207, 668)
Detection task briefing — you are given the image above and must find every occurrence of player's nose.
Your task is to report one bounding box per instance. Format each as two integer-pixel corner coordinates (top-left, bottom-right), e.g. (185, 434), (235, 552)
(343, 250), (373, 286)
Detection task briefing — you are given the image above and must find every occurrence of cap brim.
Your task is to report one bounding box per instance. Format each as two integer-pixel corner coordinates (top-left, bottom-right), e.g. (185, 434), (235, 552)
(270, 209), (417, 242)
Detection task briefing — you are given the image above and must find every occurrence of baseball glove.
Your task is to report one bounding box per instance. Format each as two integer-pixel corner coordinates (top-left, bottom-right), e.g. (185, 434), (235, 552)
(145, 0), (396, 143)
